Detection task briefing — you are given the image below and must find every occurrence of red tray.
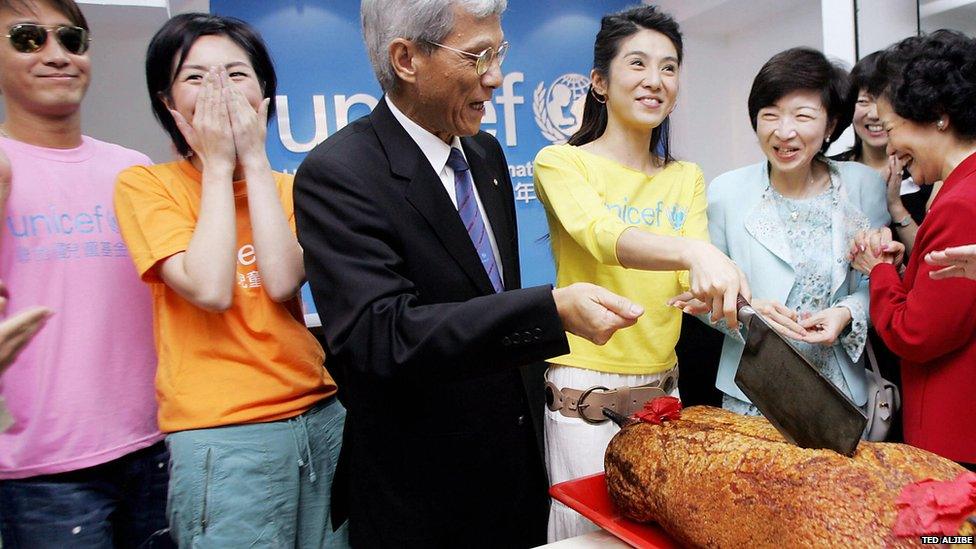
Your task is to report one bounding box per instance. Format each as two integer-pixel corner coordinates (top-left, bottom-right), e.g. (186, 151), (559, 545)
(549, 473), (681, 549)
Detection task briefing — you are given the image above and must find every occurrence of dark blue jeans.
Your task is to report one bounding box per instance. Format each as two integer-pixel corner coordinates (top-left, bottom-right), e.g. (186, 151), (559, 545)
(0, 441), (173, 549)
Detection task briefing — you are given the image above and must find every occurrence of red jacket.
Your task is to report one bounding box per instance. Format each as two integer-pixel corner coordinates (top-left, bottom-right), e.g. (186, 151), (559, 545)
(871, 151), (976, 464)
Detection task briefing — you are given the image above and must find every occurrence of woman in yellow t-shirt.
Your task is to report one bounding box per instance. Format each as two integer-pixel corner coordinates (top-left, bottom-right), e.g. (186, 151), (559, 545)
(533, 6), (748, 541)
(113, 14), (347, 547)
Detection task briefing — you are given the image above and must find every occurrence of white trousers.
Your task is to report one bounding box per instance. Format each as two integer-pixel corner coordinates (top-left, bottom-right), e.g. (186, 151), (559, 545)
(544, 365), (678, 543)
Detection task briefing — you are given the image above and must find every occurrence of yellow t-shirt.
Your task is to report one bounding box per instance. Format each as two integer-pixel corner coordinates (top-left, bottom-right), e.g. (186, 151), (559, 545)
(533, 144), (708, 374)
(114, 160), (336, 432)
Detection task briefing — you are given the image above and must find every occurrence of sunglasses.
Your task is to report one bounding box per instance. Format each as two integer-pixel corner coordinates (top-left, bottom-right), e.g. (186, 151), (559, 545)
(4, 23), (90, 55)
(426, 40), (510, 76)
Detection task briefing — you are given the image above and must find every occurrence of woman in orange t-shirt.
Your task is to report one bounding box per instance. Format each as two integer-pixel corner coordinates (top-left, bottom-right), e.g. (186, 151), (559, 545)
(113, 14), (347, 547)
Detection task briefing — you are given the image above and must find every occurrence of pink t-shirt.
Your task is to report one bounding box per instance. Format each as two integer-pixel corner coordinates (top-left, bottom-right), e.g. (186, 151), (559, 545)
(0, 135), (161, 479)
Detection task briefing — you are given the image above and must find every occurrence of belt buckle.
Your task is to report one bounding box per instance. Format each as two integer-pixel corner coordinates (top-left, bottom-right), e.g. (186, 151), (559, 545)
(576, 385), (609, 425)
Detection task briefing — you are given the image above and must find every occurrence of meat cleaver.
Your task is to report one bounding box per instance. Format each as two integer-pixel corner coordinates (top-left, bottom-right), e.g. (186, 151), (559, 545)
(733, 297), (866, 456)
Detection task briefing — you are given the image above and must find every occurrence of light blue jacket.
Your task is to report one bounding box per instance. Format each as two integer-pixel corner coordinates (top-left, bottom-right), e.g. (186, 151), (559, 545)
(707, 160), (889, 406)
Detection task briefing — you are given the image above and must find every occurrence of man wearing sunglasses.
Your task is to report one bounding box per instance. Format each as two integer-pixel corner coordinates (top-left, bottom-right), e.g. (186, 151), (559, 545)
(0, 1), (169, 547)
(295, 0), (643, 546)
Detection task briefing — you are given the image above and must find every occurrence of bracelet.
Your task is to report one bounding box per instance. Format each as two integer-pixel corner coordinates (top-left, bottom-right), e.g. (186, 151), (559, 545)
(894, 214), (913, 228)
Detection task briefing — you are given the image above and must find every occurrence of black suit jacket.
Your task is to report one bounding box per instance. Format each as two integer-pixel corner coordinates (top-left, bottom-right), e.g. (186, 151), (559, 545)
(294, 98), (569, 547)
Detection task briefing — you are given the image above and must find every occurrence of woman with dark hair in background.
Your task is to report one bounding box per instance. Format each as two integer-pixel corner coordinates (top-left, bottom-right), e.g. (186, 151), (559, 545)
(673, 47), (889, 417)
(113, 14), (347, 546)
(833, 51), (932, 254)
(532, 5), (749, 540)
(851, 30), (976, 469)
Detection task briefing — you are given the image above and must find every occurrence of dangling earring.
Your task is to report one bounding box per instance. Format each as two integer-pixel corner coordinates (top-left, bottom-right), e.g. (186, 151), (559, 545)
(937, 119), (946, 130)
(590, 88), (607, 104)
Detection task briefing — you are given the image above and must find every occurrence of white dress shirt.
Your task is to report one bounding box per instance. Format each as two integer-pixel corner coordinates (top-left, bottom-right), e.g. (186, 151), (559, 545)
(385, 95), (504, 284)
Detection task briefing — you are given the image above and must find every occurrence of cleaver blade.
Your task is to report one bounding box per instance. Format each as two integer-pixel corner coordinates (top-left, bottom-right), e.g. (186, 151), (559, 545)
(733, 299), (866, 457)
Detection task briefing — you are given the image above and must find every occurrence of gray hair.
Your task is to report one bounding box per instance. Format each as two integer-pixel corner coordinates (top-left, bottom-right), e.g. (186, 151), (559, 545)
(361, 0), (507, 92)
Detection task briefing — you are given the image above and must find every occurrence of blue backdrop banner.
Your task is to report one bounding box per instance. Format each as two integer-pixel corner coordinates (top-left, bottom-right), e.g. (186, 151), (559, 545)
(209, 0), (632, 320)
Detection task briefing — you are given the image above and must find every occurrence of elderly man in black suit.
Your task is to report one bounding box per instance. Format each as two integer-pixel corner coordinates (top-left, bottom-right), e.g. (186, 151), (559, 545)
(294, 0), (646, 546)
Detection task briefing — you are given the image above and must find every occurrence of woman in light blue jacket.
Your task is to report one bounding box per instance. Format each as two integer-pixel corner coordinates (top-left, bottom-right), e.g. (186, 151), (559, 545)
(675, 48), (889, 414)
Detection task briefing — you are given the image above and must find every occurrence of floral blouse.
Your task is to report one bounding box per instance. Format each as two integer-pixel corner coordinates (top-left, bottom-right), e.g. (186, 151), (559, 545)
(722, 177), (870, 416)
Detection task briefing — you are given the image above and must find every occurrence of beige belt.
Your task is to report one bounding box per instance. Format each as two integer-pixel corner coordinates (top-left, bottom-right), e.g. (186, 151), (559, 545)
(545, 368), (678, 424)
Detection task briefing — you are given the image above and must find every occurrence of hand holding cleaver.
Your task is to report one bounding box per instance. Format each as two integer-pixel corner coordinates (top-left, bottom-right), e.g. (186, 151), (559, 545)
(733, 296), (866, 456)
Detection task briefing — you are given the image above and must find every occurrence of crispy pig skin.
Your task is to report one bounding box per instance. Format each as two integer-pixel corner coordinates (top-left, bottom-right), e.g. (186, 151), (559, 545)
(605, 406), (965, 548)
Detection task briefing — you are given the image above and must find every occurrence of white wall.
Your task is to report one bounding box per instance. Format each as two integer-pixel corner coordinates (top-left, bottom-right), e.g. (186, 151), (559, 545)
(80, 4), (174, 161)
(654, 0), (824, 181)
(857, 0), (918, 55)
(81, 0), (210, 161)
(920, 0), (976, 36)
(665, 33), (737, 182)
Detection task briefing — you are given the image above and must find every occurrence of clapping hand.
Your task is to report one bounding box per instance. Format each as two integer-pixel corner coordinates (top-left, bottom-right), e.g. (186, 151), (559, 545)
(849, 228), (904, 275)
(925, 244), (976, 280)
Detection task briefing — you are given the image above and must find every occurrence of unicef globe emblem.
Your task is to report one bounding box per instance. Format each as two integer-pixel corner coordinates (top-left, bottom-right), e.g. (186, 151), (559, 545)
(533, 73), (590, 144)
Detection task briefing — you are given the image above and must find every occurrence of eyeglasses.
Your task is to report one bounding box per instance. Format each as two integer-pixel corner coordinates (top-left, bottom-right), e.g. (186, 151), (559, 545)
(426, 40), (509, 76)
(4, 23), (90, 55)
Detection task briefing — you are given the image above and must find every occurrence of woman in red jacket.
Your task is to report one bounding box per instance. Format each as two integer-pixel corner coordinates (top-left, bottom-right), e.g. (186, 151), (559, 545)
(851, 30), (976, 469)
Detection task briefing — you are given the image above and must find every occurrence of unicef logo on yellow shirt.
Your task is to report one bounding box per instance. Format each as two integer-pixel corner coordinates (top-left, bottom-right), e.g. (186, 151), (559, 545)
(668, 205), (687, 231)
(533, 73), (590, 144)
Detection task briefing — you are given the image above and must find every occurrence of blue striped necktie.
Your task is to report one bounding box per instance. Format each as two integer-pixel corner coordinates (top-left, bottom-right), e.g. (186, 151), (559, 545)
(446, 147), (503, 293)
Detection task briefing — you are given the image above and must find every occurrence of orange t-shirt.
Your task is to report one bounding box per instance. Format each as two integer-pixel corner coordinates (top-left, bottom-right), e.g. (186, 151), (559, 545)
(114, 160), (336, 432)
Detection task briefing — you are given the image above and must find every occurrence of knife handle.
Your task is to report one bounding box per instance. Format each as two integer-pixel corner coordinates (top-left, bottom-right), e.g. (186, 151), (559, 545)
(602, 407), (637, 428)
(736, 294), (757, 323)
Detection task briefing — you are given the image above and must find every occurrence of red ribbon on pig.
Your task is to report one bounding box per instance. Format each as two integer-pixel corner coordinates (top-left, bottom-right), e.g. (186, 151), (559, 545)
(633, 396), (682, 425)
(893, 472), (976, 537)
